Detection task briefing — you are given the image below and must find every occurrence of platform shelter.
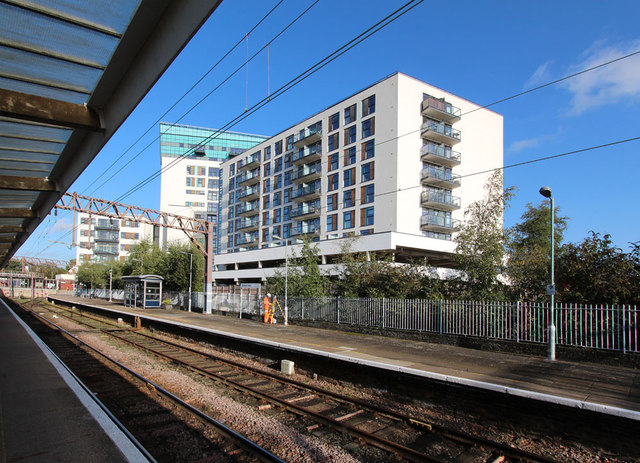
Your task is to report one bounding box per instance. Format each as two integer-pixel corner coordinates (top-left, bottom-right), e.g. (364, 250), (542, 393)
(121, 275), (163, 308)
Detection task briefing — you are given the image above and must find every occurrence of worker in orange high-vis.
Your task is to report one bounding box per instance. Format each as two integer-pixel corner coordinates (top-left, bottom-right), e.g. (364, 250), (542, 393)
(263, 293), (271, 323)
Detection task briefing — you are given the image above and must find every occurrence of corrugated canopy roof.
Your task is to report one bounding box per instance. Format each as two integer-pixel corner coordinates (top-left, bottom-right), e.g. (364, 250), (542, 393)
(0, 0), (221, 268)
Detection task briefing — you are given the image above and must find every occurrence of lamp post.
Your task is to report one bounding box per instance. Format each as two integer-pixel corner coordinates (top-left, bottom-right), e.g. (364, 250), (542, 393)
(272, 234), (288, 326)
(179, 250), (193, 312)
(109, 267), (113, 302)
(539, 186), (556, 361)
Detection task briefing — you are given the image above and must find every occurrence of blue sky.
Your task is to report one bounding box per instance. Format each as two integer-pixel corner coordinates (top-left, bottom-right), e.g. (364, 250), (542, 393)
(25, 0), (640, 261)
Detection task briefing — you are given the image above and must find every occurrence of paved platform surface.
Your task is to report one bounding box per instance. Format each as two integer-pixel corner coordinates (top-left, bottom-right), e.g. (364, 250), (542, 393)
(52, 296), (640, 422)
(0, 299), (149, 462)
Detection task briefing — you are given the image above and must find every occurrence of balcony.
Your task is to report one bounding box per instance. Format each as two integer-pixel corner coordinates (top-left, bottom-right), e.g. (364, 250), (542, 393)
(421, 167), (461, 189)
(291, 183), (321, 200)
(420, 215), (460, 233)
(236, 201), (259, 216)
(421, 143), (461, 167)
(237, 169), (260, 186)
(236, 232), (258, 246)
(237, 185), (260, 201)
(291, 222), (320, 237)
(94, 232), (119, 243)
(291, 164), (321, 183)
(94, 245), (118, 255)
(94, 220), (119, 231)
(292, 145), (322, 164)
(420, 191), (461, 211)
(421, 121), (461, 145)
(421, 96), (461, 123)
(238, 152), (260, 171)
(293, 127), (323, 148)
(236, 217), (259, 231)
(290, 203), (320, 219)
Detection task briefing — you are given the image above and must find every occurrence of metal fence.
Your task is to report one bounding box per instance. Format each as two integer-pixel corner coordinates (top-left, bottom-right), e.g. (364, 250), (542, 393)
(281, 297), (639, 354)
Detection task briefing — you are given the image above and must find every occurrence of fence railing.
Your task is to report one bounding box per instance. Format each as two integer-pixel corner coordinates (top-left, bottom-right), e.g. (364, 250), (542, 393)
(69, 289), (638, 354)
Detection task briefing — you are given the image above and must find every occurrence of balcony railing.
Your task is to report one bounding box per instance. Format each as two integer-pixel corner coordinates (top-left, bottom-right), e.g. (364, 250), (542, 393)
(236, 217), (259, 231)
(236, 201), (259, 216)
(421, 143), (461, 167)
(237, 169), (260, 185)
(94, 222), (119, 231)
(237, 185), (260, 201)
(290, 203), (320, 218)
(238, 153), (260, 171)
(290, 222), (320, 236)
(420, 215), (460, 232)
(291, 183), (321, 200)
(94, 233), (119, 243)
(94, 246), (118, 255)
(420, 121), (461, 145)
(420, 167), (461, 188)
(236, 232), (258, 246)
(420, 191), (461, 211)
(291, 164), (322, 182)
(421, 96), (461, 122)
(292, 145), (322, 164)
(293, 127), (322, 148)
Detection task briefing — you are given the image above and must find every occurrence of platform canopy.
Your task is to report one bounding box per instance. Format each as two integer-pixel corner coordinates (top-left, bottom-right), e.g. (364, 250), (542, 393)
(0, 0), (222, 268)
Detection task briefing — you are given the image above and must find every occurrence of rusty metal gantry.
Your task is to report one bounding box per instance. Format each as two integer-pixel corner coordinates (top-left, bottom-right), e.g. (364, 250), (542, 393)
(55, 192), (215, 313)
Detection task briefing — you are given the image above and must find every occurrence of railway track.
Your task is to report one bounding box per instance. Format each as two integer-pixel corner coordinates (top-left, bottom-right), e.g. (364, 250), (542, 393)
(4, 297), (284, 463)
(34, 297), (561, 463)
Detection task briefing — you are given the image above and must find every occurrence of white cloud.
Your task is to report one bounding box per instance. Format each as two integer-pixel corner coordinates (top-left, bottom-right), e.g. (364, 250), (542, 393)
(50, 217), (73, 233)
(524, 61), (553, 89)
(563, 39), (640, 115)
(507, 134), (552, 154)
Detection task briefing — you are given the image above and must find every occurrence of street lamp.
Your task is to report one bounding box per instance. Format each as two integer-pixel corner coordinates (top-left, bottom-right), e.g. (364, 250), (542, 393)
(272, 234), (288, 326)
(179, 250), (193, 312)
(109, 267), (113, 302)
(539, 186), (556, 361)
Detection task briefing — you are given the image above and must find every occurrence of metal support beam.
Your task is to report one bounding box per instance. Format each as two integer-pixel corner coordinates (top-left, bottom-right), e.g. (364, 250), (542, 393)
(0, 208), (35, 218)
(0, 175), (56, 191)
(0, 89), (102, 131)
(0, 236), (17, 242)
(0, 225), (23, 233)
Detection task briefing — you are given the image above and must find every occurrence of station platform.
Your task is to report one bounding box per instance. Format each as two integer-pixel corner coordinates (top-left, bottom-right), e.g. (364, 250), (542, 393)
(49, 296), (640, 422)
(0, 299), (150, 462)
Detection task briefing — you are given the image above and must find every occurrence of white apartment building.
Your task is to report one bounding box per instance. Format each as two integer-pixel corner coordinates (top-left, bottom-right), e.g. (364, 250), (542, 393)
(214, 72), (503, 284)
(76, 214), (155, 263)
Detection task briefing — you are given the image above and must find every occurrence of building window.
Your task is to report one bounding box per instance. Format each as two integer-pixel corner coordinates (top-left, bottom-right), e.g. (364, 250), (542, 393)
(344, 104), (356, 124)
(263, 195), (270, 208)
(328, 132), (339, 151)
(274, 208), (282, 223)
(362, 95), (375, 117)
(344, 125), (356, 145)
(187, 165), (195, 175)
(186, 177), (194, 186)
(284, 152), (292, 169)
(327, 213), (337, 231)
(275, 174), (282, 190)
(286, 135), (294, 151)
(343, 167), (355, 187)
(361, 206), (374, 226)
(361, 161), (374, 182)
(362, 117), (375, 138)
(328, 173), (338, 191)
(275, 140), (283, 155)
(361, 184), (374, 204)
(264, 146), (271, 161)
(284, 205), (291, 221)
(207, 179), (218, 189)
(343, 210), (354, 229)
(329, 153), (339, 171)
(208, 167), (220, 177)
(284, 170), (291, 186)
(273, 191), (281, 206)
(343, 189), (355, 208)
(197, 166), (206, 176)
(361, 140), (374, 160)
(196, 178), (205, 187)
(264, 162), (271, 176)
(327, 193), (337, 212)
(263, 178), (271, 193)
(275, 157), (282, 172)
(263, 211), (270, 226)
(329, 112), (339, 131)
(344, 147), (356, 166)
(284, 188), (291, 203)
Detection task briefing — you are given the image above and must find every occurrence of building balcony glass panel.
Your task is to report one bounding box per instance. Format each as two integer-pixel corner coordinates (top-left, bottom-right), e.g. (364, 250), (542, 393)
(291, 222), (320, 237)
(293, 127), (323, 148)
(94, 219), (119, 231)
(421, 167), (461, 189)
(420, 215), (460, 233)
(238, 152), (260, 171)
(420, 121), (461, 145)
(292, 145), (322, 164)
(291, 183), (321, 200)
(420, 191), (461, 211)
(236, 232), (258, 246)
(94, 232), (119, 243)
(237, 185), (260, 201)
(290, 203), (320, 218)
(236, 201), (259, 216)
(237, 169), (260, 186)
(421, 96), (461, 122)
(94, 245), (118, 255)
(421, 143), (461, 167)
(291, 164), (322, 183)
(236, 217), (259, 231)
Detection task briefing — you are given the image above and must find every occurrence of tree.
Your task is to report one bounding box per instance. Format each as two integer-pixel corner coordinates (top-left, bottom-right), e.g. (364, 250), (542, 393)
(556, 232), (640, 305)
(507, 201), (568, 302)
(265, 238), (328, 297)
(452, 171), (514, 300)
(161, 243), (204, 292)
